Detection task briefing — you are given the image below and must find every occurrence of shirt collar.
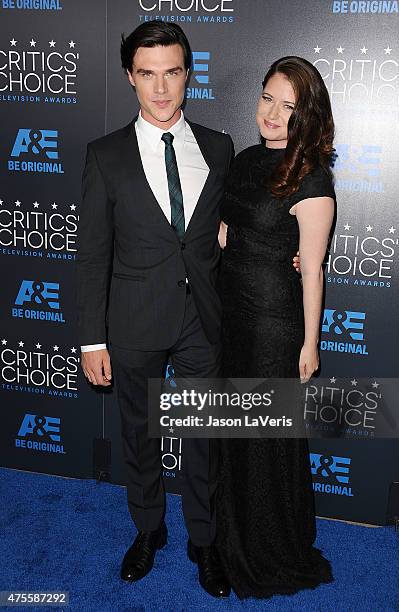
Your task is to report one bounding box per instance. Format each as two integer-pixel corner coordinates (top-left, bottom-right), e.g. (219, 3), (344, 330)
(136, 110), (186, 152)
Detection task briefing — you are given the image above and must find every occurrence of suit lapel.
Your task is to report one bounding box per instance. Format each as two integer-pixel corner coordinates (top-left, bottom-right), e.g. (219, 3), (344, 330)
(184, 119), (216, 238)
(122, 117), (218, 240)
(123, 119), (179, 240)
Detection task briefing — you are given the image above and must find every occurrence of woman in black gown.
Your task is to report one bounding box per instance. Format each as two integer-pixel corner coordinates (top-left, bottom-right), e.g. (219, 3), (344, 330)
(216, 57), (336, 599)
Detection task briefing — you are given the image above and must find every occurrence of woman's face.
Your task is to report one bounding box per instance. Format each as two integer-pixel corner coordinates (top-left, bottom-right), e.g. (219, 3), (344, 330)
(256, 72), (296, 149)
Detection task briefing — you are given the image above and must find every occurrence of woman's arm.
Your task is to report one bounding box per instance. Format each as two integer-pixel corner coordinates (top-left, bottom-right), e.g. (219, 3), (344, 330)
(218, 221), (228, 249)
(295, 196), (334, 382)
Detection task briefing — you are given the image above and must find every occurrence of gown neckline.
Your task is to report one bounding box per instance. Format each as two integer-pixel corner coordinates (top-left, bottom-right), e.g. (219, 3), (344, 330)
(261, 143), (286, 155)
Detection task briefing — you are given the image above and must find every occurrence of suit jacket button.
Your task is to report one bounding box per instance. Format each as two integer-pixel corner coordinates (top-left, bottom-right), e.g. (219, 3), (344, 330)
(178, 280), (185, 287)
(181, 242), (186, 250)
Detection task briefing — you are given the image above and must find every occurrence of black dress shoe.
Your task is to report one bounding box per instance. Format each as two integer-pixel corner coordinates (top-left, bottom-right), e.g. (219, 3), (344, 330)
(187, 540), (231, 598)
(120, 522), (167, 582)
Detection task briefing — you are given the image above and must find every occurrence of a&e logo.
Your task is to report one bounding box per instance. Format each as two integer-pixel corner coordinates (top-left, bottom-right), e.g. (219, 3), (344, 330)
(334, 143), (384, 193)
(15, 413), (66, 454)
(310, 453), (353, 496)
(8, 128), (64, 174)
(186, 52), (215, 100)
(320, 308), (368, 356)
(12, 280), (66, 323)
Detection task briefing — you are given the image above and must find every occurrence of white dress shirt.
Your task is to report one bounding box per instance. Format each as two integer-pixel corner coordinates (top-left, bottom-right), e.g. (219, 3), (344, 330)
(81, 111), (209, 353)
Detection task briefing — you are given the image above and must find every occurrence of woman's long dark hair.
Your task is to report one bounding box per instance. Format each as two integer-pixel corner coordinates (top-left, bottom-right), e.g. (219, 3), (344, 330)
(262, 56), (335, 198)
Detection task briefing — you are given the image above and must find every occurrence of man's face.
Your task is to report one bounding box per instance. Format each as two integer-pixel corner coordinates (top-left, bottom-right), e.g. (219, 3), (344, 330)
(128, 44), (188, 129)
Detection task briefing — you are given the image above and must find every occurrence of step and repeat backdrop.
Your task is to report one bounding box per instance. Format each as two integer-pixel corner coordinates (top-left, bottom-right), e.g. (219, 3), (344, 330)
(1, 0), (398, 525)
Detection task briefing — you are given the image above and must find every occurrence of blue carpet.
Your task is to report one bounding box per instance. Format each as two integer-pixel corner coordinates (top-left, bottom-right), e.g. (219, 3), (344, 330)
(0, 467), (398, 612)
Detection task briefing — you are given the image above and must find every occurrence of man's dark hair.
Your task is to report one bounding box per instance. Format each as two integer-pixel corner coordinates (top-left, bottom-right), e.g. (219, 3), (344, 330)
(121, 21), (192, 74)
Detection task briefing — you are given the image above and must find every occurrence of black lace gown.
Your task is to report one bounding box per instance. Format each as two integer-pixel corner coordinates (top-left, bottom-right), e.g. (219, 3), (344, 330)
(216, 144), (335, 599)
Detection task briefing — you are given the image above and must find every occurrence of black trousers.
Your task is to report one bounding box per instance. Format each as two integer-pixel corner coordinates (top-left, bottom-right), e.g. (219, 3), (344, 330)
(110, 291), (221, 547)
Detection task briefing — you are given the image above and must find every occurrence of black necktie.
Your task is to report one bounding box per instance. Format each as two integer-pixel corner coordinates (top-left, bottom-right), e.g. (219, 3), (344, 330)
(161, 132), (185, 241)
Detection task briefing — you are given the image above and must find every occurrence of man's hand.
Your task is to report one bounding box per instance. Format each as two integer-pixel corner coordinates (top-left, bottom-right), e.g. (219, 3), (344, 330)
(293, 250), (301, 273)
(81, 348), (112, 386)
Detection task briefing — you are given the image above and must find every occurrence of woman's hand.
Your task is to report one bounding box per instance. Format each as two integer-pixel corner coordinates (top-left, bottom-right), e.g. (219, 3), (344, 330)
(293, 250), (301, 273)
(299, 343), (319, 383)
(218, 221), (228, 249)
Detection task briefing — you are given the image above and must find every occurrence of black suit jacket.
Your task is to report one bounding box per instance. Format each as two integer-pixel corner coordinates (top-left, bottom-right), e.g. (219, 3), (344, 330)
(76, 118), (234, 351)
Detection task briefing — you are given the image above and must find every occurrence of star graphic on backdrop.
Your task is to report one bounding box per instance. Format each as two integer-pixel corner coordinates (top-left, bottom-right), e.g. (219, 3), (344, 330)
(314, 45), (322, 54)
(30, 39), (36, 48)
(53, 345), (59, 351)
(330, 377), (337, 384)
(10, 38), (17, 46)
(18, 340), (24, 347)
(344, 223), (351, 230)
(15, 200), (21, 207)
(372, 381), (379, 388)
(0, 200), (3, 206)
(169, 427), (174, 434)
(360, 46), (368, 54)
(71, 347), (77, 353)
(384, 46), (392, 55)
(366, 225), (373, 232)
(337, 46), (344, 54)
(1, 339), (7, 345)
(70, 204), (77, 211)
(52, 202), (58, 209)
(351, 379), (358, 386)
(33, 201), (39, 208)
(69, 40), (76, 48)
(49, 40), (56, 47)
(388, 226), (396, 234)
(36, 343), (42, 349)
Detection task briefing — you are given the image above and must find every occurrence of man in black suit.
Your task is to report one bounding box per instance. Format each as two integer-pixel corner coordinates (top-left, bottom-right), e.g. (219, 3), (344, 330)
(76, 21), (232, 598)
